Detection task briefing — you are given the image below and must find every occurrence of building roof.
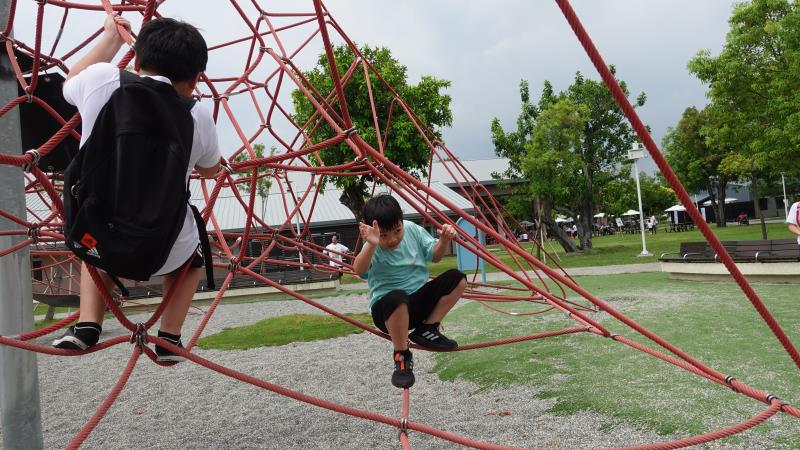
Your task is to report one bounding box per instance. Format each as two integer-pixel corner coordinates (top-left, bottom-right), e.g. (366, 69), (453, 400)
(191, 180), (475, 232)
(428, 158), (515, 186)
(24, 158), (508, 232)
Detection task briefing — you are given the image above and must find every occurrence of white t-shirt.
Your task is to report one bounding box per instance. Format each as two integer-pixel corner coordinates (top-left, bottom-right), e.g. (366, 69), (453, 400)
(63, 63), (221, 275)
(325, 242), (349, 267)
(787, 202), (800, 245)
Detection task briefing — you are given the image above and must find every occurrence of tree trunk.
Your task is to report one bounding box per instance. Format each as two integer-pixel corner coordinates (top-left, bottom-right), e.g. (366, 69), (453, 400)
(533, 196), (542, 260)
(715, 180), (727, 228)
(540, 200), (577, 252)
(707, 180), (722, 227)
(750, 172), (768, 240)
(579, 200), (593, 250)
(340, 183), (367, 225)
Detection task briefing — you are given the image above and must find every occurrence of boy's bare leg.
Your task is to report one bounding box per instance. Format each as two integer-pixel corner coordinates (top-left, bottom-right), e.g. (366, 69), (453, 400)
(159, 267), (202, 335)
(424, 278), (467, 324)
(78, 262), (117, 325)
(384, 303), (410, 350)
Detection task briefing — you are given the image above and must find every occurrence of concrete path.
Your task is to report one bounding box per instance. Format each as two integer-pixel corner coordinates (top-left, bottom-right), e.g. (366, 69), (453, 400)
(340, 262), (661, 290)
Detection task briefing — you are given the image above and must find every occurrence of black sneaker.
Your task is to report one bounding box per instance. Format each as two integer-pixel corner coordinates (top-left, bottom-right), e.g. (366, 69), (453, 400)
(408, 322), (457, 350)
(391, 351), (415, 388)
(155, 335), (186, 363)
(52, 323), (101, 350)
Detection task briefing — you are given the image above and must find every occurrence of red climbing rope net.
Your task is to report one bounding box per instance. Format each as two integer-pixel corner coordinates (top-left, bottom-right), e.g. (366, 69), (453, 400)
(1, 0), (799, 448)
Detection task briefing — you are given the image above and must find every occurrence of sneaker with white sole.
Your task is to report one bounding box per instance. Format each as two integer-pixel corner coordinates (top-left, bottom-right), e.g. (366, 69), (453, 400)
(408, 322), (457, 350)
(52, 323), (101, 350)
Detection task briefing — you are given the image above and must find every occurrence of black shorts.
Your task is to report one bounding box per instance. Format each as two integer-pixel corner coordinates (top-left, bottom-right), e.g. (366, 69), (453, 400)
(371, 269), (466, 333)
(167, 246), (204, 276)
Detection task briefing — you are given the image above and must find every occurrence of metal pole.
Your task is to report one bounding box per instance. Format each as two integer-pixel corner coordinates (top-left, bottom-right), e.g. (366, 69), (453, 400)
(628, 144), (650, 256)
(632, 159), (650, 256)
(0, 0), (44, 445)
(782, 173), (789, 217)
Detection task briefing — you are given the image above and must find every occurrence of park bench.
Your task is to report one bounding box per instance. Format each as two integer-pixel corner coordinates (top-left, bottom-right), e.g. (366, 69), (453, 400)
(659, 239), (800, 283)
(660, 239), (800, 263)
(32, 293), (80, 321)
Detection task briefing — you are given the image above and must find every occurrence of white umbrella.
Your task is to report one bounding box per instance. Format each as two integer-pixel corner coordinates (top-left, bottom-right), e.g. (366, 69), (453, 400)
(622, 209), (640, 216)
(664, 204), (686, 212)
(555, 215), (573, 223)
(593, 212), (606, 218)
(701, 197), (737, 206)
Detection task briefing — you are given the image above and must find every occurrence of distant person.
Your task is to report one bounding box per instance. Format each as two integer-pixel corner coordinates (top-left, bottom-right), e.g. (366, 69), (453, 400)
(787, 201), (800, 245)
(352, 194), (465, 389)
(324, 234), (349, 268)
(571, 223), (578, 238)
(737, 211), (749, 225)
(648, 215), (657, 235)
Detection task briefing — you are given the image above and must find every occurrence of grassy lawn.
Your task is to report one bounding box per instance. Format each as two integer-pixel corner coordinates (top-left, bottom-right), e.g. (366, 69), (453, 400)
(427, 222), (795, 276)
(434, 272), (800, 444)
(196, 313), (372, 350)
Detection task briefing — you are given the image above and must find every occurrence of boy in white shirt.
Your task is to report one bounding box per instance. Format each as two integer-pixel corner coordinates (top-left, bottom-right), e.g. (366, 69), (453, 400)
(52, 15), (221, 363)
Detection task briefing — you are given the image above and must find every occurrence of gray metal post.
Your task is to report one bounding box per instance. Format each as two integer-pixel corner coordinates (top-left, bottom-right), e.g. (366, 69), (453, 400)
(0, 0), (45, 446)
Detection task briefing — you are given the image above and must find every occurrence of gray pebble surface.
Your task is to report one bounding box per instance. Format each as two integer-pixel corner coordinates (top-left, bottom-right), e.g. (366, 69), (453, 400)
(5, 292), (790, 449)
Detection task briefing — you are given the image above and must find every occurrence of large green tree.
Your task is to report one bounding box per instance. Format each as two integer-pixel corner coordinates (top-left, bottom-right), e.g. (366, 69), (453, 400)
(491, 80), (556, 231)
(291, 45), (452, 222)
(600, 166), (677, 219)
(662, 107), (732, 227)
(494, 69), (645, 251)
(689, 0), (800, 237)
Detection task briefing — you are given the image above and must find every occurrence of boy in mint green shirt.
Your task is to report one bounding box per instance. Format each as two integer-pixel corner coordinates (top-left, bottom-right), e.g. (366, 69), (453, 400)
(352, 194), (466, 388)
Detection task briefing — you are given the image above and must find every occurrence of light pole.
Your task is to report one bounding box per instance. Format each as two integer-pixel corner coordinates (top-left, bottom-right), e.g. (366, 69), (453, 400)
(781, 172), (789, 217)
(0, 0), (44, 444)
(628, 143), (651, 256)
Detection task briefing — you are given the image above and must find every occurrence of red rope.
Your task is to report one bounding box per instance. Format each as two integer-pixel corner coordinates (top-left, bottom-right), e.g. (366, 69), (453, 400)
(0, 1), (798, 448)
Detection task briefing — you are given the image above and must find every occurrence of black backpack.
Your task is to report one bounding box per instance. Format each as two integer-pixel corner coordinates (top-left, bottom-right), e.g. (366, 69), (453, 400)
(63, 69), (215, 294)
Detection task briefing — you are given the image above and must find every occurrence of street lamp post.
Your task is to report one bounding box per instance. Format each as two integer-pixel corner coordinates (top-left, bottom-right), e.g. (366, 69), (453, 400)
(628, 143), (651, 256)
(781, 172), (789, 217)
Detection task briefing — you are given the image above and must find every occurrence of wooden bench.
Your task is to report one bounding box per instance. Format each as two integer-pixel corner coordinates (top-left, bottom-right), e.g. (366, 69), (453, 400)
(659, 239), (800, 283)
(33, 293), (80, 321)
(661, 239), (800, 263)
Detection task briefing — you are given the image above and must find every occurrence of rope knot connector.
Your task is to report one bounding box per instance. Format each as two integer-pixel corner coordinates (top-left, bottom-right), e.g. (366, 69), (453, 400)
(130, 323), (148, 352)
(227, 258), (239, 273)
(344, 127), (357, 137)
(22, 149), (41, 172)
(27, 223), (41, 241)
(724, 375), (740, 393)
(398, 417), (409, 438)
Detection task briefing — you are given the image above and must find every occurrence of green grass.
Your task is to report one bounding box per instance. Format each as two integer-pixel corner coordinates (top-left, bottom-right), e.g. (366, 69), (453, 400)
(196, 312), (372, 350)
(427, 222), (795, 276)
(433, 272), (800, 441)
(34, 318), (67, 329)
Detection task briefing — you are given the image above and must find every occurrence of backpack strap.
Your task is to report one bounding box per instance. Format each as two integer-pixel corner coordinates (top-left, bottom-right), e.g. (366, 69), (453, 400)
(189, 204), (216, 290)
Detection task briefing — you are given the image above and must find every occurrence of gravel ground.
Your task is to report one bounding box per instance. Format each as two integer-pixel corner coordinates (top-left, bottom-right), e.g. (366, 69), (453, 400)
(9, 292), (786, 449)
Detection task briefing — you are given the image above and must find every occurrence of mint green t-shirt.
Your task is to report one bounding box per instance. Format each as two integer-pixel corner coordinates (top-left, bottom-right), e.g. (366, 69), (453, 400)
(365, 220), (436, 310)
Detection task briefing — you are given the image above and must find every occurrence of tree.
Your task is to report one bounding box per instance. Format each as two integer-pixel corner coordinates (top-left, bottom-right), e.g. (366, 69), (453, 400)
(600, 166), (676, 219)
(689, 0), (800, 238)
(523, 98), (588, 252)
(291, 45), (452, 222)
(662, 107), (732, 227)
(496, 69), (645, 251)
(491, 80), (556, 231)
(233, 143), (275, 226)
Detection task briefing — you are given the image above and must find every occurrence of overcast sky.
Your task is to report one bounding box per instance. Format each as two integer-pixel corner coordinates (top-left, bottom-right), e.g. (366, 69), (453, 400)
(15, 1), (739, 174)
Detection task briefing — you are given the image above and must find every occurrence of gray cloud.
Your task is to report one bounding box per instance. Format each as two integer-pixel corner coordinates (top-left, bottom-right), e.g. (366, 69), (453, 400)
(13, 0), (738, 175)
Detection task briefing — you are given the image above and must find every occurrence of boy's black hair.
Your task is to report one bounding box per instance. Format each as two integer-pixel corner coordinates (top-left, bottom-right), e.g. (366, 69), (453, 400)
(363, 194), (403, 230)
(135, 18), (208, 83)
